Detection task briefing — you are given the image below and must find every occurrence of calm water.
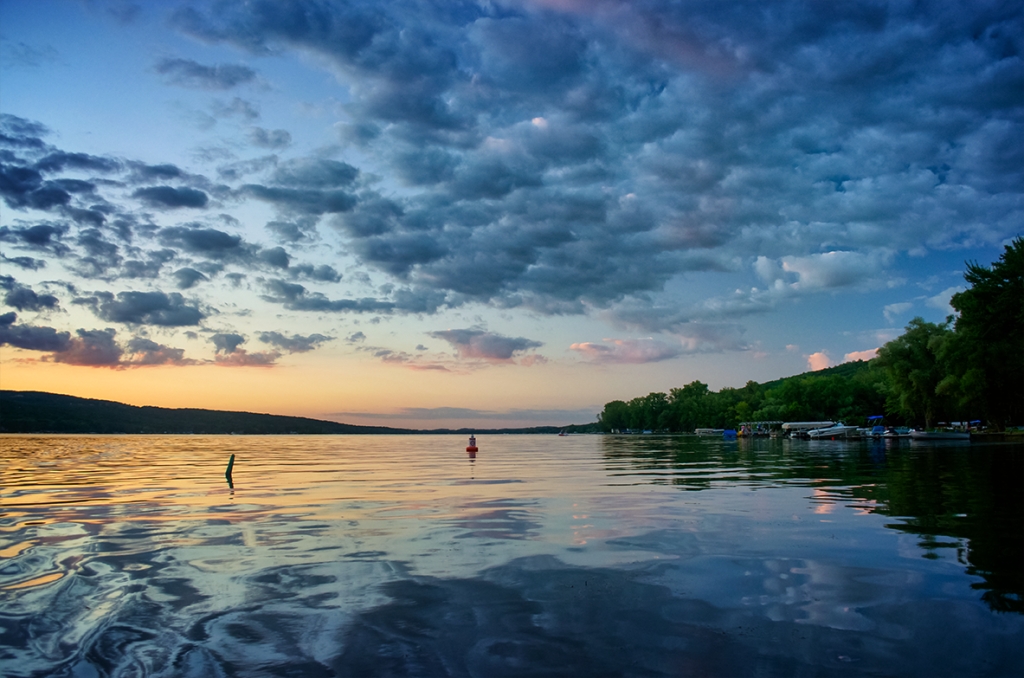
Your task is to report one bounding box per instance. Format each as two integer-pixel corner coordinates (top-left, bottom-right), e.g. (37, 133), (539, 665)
(1, 434), (1021, 677)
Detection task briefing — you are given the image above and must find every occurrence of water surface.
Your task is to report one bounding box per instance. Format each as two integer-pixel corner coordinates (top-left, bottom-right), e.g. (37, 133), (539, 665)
(1, 434), (1021, 677)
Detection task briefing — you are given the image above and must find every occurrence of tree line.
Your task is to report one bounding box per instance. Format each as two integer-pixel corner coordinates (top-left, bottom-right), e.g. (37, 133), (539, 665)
(598, 237), (1022, 433)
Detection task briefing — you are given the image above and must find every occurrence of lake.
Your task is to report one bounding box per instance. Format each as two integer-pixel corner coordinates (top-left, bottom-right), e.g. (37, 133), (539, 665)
(1, 434), (1021, 677)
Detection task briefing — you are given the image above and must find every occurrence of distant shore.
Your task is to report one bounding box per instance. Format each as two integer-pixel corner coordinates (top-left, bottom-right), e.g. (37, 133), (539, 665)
(0, 390), (599, 436)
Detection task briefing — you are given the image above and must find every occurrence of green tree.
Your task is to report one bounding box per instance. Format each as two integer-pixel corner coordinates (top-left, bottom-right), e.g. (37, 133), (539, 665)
(668, 380), (710, 431)
(597, 400), (630, 432)
(876, 317), (955, 428)
(940, 237), (1024, 428)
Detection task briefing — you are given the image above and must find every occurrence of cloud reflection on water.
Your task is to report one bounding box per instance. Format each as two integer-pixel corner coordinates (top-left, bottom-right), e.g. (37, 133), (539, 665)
(0, 434), (1020, 676)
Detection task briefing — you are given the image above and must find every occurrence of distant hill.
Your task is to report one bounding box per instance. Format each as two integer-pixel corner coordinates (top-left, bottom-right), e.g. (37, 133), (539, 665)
(0, 391), (599, 435)
(0, 391), (412, 435)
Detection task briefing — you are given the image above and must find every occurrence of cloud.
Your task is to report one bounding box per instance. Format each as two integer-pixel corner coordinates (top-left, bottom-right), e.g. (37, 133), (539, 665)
(1, 276), (60, 311)
(247, 127), (292, 149)
(334, 405), (597, 424)
(780, 251), (891, 290)
(75, 291), (205, 326)
(258, 331), (333, 353)
(570, 338), (682, 364)
(214, 348), (280, 366)
(290, 263), (342, 283)
(158, 225), (243, 258)
(1, 0), (1022, 382)
(0, 223), (70, 256)
(49, 328), (123, 367)
(0, 312), (72, 351)
(124, 337), (195, 366)
(34, 151), (121, 174)
(883, 302), (913, 324)
(261, 278), (399, 314)
(0, 254), (46, 270)
(1, 310), (194, 367)
(243, 184), (357, 215)
(211, 332), (246, 354)
(173, 267), (208, 289)
(212, 98), (260, 121)
(428, 328), (543, 362)
(844, 348), (878, 362)
(807, 351), (834, 372)
(154, 57), (258, 90)
(925, 286), (963, 315)
(132, 186), (209, 209)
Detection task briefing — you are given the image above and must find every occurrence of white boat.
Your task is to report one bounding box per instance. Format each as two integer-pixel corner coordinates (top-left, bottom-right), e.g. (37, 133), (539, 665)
(806, 423), (859, 439)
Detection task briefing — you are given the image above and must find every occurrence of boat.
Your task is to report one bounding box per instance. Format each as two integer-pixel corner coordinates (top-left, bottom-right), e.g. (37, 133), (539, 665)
(782, 421), (834, 438)
(806, 422), (859, 439)
(910, 429), (970, 440)
(695, 428), (725, 436)
(883, 426), (912, 439)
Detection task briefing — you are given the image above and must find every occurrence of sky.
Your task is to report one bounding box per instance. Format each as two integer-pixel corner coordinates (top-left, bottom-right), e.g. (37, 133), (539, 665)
(0, 0), (1020, 429)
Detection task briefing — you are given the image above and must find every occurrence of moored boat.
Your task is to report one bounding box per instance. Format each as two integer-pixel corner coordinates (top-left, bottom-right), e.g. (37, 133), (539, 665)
(806, 422), (859, 439)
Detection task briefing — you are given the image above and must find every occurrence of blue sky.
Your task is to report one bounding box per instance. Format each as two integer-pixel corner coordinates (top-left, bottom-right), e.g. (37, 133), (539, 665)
(1, 0), (1020, 428)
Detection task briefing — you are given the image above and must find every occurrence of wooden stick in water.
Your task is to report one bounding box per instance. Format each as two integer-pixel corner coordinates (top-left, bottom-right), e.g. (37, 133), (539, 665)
(226, 453), (235, 484)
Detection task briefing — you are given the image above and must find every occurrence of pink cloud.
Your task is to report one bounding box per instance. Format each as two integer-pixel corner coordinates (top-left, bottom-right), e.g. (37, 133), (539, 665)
(806, 351), (833, 371)
(571, 338), (682, 364)
(844, 348), (878, 362)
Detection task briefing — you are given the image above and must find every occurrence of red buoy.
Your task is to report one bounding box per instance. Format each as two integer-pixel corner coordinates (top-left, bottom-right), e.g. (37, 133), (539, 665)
(466, 434), (478, 452)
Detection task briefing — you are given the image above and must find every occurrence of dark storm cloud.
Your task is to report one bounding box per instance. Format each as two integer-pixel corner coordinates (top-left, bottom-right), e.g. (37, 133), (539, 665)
(211, 332), (246, 354)
(132, 186), (209, 209)
(258, 331), (333, 353)
(75, 290), (205, 326)
(1, 276), (60, 311)
(1, 0), (1019, 364)
(166, 0), (1022, 324)
(154, 57), (258, 90)
(429, 328), (543, 361)
(0, 312), (72, 351)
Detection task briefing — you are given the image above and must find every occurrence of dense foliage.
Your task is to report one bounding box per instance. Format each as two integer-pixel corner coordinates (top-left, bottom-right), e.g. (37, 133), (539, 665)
(597, 361), (888, 432)
(877, 237), (1023, 430)
(599, 238), (1023, 432)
